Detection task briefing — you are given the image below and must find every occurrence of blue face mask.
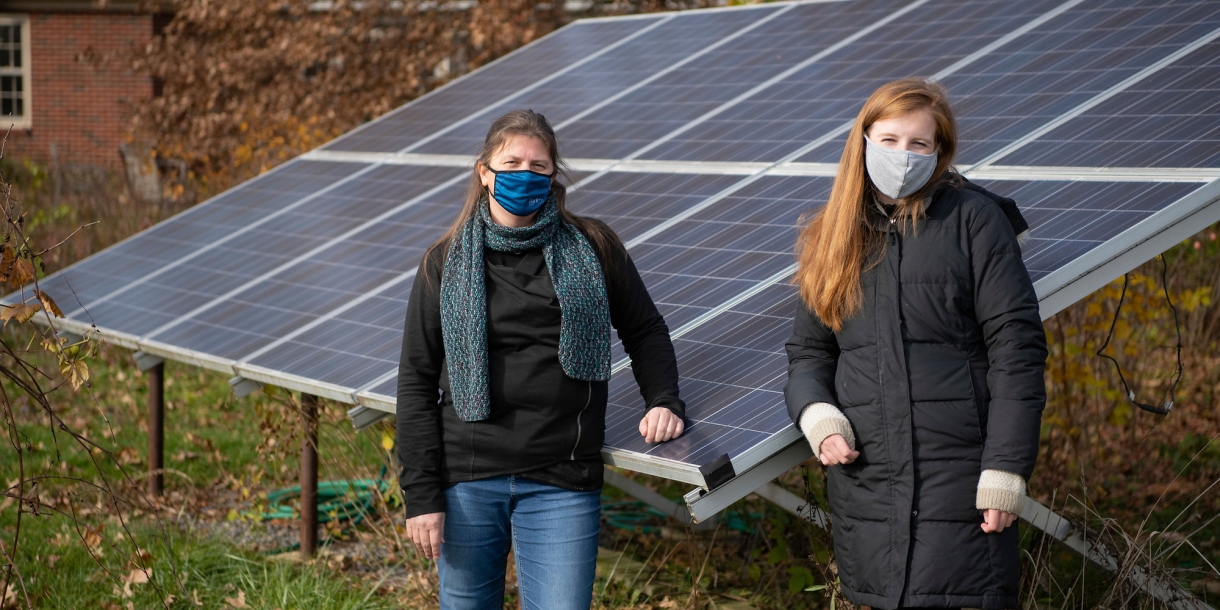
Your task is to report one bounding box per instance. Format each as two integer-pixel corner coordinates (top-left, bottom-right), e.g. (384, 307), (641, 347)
(488, 167), (552, 216)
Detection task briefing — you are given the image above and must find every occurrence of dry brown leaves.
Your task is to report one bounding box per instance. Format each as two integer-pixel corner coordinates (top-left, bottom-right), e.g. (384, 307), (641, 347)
(126, 0), (569, 189)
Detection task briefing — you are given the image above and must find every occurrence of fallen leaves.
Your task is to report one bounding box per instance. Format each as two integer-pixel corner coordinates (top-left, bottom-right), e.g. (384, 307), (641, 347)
(117, 567), (151, 599)
(223, 589), (248, 608)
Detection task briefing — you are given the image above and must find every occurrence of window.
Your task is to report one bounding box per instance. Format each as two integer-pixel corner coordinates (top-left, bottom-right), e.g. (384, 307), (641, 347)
(0, 15), (29, 129)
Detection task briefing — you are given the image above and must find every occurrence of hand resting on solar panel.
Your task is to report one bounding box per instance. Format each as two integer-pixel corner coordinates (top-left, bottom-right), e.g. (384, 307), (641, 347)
(394, 110), (686, 610)
(784, 78), (1047, 610)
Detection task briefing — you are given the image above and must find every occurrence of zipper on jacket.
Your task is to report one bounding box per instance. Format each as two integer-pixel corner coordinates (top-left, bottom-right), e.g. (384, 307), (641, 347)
(571, 381), (593, 460)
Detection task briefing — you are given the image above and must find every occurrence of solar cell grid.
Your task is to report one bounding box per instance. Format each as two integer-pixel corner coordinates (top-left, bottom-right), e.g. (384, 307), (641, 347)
(996, 38), (1220, 168)
(798, 0), (1220, 163)
(644, 0), (1069, 163)
(323, 17), (665, 154)
(241, 180), (471, 389)
(138, 166), (467, 361)
(971, 179), (1204, 281)
(412, 5), (787, 156)
(555, 0), (911, 160)
(26, 160), (373, 330)
(260, 284), (416, 389)
(611, 175), (828, 332)
(604, 282), (795, 466)
(567, 171), (746, 245)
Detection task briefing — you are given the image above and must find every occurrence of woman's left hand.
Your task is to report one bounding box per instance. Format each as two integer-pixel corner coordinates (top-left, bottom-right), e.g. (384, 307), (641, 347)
(640, 407), (684, 443)
(981, 509), (1018, 533)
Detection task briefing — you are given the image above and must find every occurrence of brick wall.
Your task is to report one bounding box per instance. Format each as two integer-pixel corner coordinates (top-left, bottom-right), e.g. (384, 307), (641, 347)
(6, 12), (156, 171)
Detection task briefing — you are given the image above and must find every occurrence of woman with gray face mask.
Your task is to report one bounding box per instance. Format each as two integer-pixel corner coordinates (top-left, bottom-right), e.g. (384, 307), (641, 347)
(784, 78), (1047, 610)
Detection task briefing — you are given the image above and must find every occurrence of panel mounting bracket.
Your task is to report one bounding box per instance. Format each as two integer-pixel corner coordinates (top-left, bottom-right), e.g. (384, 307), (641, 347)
(133, 350), (165, 372)
(348, 405), (391, 430)
(228, 376), (263, 398)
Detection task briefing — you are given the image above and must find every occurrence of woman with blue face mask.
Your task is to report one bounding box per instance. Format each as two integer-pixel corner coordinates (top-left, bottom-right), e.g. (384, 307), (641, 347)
(395, 109), (685, 610)
(785, 79), (1046, 610)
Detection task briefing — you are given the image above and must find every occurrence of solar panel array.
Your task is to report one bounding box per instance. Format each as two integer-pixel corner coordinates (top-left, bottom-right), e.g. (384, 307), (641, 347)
(18, 0), (1220, 488)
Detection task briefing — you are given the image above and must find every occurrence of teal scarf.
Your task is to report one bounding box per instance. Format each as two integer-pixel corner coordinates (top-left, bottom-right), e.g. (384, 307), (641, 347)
(439, 196), (612, 422)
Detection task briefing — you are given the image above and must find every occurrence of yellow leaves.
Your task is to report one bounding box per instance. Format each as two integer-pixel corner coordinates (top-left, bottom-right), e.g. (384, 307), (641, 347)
(41, 330), (97, 391)
(1176, 285), (1212, 312)
(381, 430), (394, 452)
(34, 289), (63, 317)
(59, 356), (89, 390)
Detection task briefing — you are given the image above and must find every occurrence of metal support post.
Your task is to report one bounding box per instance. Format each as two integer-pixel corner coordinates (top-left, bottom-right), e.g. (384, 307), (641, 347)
(300, 394), (319, 558)
(147, 362), (164, 497)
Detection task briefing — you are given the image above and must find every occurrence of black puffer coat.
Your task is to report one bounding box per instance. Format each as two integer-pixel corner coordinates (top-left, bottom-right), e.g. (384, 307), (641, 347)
(784, 181), (1047, 610)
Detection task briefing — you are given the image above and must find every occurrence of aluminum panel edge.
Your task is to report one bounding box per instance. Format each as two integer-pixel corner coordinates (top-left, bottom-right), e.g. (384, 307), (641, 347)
(34, 317), (142, 351)
(137, 338), (238, 375)
(601, 447), (706, 487)
(232, 362), (362, 404)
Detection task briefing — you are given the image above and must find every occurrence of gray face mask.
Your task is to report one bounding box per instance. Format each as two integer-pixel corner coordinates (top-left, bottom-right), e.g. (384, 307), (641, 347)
(864, 135), (938, 200)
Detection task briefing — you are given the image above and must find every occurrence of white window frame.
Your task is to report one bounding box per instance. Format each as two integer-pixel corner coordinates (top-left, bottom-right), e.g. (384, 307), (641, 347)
(0, 14), (31, 129)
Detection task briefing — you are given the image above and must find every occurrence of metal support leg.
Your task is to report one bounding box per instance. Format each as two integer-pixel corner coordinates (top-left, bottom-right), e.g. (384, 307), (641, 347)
(300, 394), (319, 558)
(147, 363), (164, 497)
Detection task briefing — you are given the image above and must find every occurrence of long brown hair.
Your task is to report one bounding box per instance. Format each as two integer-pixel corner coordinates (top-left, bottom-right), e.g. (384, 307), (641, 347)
(423, 109), (624, 281)
(795, 78), (958, 331)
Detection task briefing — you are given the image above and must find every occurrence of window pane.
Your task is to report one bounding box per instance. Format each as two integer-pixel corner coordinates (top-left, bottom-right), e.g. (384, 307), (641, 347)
(2, 98), (12, 117)
(0, 27), (10, 45)
(15, 97), (22, 117)
(0, 50), (9, 68)
(14, 76), (21, 93)
(13, 49), (20, 68)
(1, 76), (11, 93)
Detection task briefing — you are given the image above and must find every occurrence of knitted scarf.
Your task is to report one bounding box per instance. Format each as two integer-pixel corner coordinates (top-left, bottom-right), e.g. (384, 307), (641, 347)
(439, 196), (612, 422)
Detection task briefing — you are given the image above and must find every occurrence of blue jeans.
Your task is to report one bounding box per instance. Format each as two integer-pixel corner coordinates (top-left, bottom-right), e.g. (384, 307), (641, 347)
(438, 475), (601, 610)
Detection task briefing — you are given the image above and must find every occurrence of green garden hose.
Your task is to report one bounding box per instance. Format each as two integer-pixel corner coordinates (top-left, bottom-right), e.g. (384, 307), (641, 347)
(262, 478), (391, 526)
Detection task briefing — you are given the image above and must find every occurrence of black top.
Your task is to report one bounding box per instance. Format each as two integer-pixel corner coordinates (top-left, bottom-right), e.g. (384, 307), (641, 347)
(396, 229), (684, 518)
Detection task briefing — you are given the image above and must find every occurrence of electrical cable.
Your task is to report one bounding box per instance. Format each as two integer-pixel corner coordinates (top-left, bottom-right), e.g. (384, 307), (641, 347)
(1095, 254), (1184, 416)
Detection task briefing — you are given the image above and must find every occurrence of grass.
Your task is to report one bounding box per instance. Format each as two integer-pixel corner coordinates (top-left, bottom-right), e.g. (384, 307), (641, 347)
(4, 514), (398, 609)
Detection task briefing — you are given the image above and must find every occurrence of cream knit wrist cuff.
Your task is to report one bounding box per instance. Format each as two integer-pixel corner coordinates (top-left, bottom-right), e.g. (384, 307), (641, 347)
(976, 469), (1026, 514)
(798, 402), (855, 459)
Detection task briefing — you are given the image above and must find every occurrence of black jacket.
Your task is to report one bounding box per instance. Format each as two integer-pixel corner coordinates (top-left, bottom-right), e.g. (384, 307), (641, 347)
(396, 226), (684, 519)
(784, 181), (1047, 609)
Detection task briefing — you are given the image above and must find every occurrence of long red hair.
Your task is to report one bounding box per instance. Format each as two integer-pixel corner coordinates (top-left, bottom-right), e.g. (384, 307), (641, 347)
(795, 78), (958, 331)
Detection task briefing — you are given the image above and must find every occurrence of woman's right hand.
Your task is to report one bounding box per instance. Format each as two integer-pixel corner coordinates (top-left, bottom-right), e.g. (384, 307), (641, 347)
(405, 512), (445, 560)
(819, 434), (859, 466)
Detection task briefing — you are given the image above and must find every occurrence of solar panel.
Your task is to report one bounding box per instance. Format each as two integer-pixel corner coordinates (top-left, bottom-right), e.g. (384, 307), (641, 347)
(411, 5), (790, 156)
(644, 0), (1072, 162)
(322, 16), (669, 153)
(994, 38), (1220, 167)
(16, 0), (1220, 504)
(798, 0), (1220, 163)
